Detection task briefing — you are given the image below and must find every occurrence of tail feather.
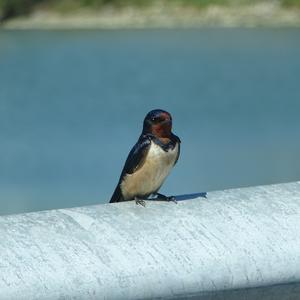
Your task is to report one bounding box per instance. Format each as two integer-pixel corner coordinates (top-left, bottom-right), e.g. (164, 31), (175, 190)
(110, 185), (124, 203)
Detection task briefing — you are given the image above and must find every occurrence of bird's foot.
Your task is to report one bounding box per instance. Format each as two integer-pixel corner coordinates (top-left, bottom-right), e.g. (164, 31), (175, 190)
(155, 193), (177, 204)
(135, 197), (146, 207)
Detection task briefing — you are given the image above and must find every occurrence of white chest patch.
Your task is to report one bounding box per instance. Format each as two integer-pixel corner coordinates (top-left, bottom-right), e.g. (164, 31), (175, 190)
(121, 141), (179, 200)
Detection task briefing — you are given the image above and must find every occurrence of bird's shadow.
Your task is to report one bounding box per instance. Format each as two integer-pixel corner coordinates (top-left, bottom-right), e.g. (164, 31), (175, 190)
(146, 192), (207, 202)
(174, 192), (207, 202)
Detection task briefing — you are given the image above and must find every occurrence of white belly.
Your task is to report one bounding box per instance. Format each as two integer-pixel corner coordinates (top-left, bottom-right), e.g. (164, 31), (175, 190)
(121, 141), (178, 200)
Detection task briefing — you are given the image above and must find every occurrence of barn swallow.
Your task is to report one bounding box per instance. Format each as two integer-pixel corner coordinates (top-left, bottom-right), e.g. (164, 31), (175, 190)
(110, 109), (181, 206)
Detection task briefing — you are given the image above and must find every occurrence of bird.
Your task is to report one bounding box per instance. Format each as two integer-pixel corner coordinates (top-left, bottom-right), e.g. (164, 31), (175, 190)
(110, 109), (181, 206)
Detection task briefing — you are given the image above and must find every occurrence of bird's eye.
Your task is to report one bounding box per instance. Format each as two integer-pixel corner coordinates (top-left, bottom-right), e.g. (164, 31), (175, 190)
(151, 116), (159, 122)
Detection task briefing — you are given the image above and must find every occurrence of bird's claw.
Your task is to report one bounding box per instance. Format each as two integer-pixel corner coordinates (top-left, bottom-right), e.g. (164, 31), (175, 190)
(135, 198), (146, 207)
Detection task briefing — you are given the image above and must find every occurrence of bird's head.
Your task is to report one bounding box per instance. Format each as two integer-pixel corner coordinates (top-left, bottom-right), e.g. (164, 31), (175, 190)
(143, 109), (172, 138)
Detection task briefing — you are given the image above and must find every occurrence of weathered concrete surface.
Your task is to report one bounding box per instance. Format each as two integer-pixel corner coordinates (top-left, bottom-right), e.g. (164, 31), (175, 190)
(0, 182), (300, 300)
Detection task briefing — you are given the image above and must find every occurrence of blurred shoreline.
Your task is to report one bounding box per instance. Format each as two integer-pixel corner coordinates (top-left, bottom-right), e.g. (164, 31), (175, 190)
(1, 2), (300, 29)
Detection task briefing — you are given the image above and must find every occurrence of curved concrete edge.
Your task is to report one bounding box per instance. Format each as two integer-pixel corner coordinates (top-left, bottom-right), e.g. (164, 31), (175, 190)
(0, 181), (300, 299)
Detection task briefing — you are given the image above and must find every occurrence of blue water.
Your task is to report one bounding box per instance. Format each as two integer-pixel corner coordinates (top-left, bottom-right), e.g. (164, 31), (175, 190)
(0, 29), (300, 215)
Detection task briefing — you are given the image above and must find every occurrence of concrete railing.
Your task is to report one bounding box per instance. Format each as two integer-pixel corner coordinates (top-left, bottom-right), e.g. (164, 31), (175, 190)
(1, 182), (300, 300)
